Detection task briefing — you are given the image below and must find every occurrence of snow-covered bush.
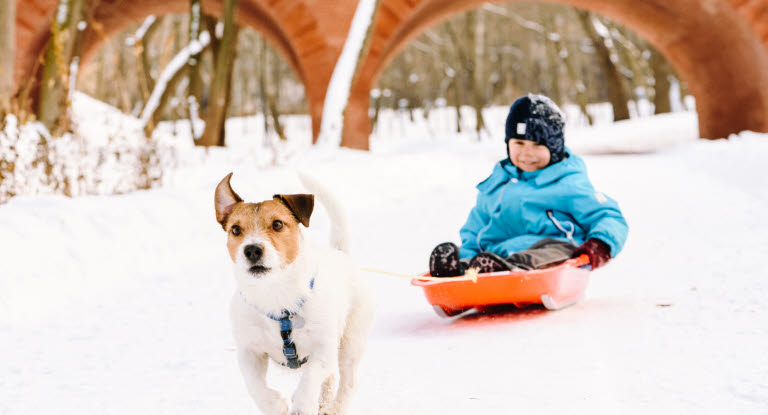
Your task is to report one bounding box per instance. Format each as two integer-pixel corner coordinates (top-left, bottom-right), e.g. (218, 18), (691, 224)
(0, 114), (176, 204)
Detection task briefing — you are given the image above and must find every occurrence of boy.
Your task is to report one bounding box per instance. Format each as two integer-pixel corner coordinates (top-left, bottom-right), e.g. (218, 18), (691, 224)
(429, 94), (628, 277)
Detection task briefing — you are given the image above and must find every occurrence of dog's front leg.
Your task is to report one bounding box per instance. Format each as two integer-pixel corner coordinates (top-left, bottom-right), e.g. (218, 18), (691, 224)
(237, 350), (289, 415)
(290, 357), (335, 415)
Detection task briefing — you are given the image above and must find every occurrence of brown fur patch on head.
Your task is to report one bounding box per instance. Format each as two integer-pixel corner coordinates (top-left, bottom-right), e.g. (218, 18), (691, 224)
(222, 199), (304, 265)
(273, 194), (314, 227)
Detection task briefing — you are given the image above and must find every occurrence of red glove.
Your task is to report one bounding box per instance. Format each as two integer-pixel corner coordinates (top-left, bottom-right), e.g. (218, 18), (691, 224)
(572, 238), (611, 269)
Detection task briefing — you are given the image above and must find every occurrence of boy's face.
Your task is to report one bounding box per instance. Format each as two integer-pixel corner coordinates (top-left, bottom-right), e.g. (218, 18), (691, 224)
(508, 139), (551, 171)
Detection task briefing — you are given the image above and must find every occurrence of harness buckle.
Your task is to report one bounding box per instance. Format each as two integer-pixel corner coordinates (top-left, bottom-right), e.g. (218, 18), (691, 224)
(283, 342), (298, 360)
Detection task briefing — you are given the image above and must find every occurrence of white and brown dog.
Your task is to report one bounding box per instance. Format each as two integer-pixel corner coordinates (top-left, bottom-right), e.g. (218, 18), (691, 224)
(214, 173), (374, 415)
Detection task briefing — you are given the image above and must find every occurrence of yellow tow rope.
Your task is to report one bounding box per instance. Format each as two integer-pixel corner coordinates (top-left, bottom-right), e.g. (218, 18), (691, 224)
(360, 267), (481, 283)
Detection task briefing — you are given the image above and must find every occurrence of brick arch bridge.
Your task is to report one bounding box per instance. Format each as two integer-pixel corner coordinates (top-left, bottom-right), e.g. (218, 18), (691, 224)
(12, 0), (768, 149)
(14, 0), (357, 141)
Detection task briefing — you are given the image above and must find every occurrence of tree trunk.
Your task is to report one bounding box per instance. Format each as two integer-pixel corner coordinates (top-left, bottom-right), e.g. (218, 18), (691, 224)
(116, 44), (134, 114)
(95, 47), (105, 104)
(171, 16), (183, 134)
(613, 25), (651, 108)
(197, 0), (239, 147)
(650, 48), (672, 114)
(471, 9), (486, 136)
(559, 9), (593, 125)
(220, 33), (237, 141)
(447, 11), (486, 137)
(540, 8), (563, 106)
(443, 21), (470, 134)
(37, 0), (86, 135)
(450, 78), (462, 133)
(266, 46), (286, 140)
(370, 93), (382, 132)
(137, 17), (161, 104)
(575, 10), (630, 122)
(258, 38), (269, 137)
(267, 97), (285, 141)
(0, 0), (15, 115)
(187, 0), (204, 140)
(69, 0), (98, 81)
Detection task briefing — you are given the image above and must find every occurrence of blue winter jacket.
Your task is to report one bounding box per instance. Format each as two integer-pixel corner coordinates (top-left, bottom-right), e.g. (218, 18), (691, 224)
(459, 150), (628, 260)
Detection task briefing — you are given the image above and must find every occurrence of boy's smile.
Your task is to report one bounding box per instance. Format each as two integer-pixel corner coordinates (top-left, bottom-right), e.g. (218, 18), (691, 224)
(508, 139), (551, 171)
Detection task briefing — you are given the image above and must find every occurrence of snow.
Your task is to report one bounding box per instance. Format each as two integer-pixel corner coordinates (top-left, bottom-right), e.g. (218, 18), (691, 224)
(190, 2), (202, 38)
(592, 15), (610, 38)
(2, 97), (768, 414)
(55, 0), (69, 25)
(67, 57), (79, 100)
(0, 93), (179, 203)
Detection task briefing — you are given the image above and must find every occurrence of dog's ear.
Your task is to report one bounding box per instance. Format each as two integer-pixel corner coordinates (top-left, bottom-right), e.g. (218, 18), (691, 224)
(215, 173), (243, 228)
(273, 194), (314, 227)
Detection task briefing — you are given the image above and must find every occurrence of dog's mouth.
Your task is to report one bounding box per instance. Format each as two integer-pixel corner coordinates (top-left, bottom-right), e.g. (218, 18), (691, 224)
(248, 265), (270, 276)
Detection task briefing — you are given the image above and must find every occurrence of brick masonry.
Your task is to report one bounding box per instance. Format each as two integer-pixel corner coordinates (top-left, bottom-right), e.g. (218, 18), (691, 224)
(12, 0), (768, 148)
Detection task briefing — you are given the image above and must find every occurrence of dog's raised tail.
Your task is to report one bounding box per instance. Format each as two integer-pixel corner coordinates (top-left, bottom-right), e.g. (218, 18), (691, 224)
(298, 171), (350, 254)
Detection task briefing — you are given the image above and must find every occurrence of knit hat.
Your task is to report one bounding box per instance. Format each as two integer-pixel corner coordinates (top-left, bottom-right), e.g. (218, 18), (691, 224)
(504, 94), (566, 165)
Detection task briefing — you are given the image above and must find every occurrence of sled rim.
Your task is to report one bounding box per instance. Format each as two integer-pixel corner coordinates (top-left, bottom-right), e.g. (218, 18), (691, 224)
(412, 255), (589, 286)
(413, 255), (591, 313)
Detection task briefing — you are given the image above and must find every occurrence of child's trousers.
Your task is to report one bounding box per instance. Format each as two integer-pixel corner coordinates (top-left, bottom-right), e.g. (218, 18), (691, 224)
(505, 238), (577, 270)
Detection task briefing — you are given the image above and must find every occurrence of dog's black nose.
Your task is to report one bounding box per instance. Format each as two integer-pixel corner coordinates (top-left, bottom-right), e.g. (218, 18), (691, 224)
(243, 244), (264, 263)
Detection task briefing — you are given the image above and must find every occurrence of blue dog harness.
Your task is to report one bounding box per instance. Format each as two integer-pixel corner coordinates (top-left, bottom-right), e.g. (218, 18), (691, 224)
(266, 278), (314, 369)
(239, 277), (315, 369)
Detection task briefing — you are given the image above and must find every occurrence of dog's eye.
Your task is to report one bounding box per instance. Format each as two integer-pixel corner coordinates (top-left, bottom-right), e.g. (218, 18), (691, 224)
(231, 225), (242, 236)
(272, 220), (284, 231)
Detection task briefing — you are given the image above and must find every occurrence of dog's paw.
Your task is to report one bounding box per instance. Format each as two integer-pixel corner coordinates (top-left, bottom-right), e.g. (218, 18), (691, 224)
(262, 390), (290, 415)
(288, 403), (319, 415)
(318, 400), (335, 415)
(318, 402), (334, 415)
(318, 403), (337, 415)
(274, 400), (290, 415)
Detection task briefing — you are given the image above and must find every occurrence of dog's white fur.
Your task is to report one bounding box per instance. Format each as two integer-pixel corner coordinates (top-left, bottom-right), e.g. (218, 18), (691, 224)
(219, 173), (374, 415)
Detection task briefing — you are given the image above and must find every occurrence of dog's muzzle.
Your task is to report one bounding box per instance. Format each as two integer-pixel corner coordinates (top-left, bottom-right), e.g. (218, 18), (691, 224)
(243, 244), (270, 275)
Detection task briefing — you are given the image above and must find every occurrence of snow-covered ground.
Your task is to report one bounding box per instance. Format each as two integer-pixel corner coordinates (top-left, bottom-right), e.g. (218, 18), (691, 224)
(1, 96), (767, 414)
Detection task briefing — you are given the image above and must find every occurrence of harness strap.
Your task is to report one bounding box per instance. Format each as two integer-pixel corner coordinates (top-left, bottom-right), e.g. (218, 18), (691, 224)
(278, 313), (304, 368)
(278, 355), (309, 369)
(238, 276), (316, 368)
(261, 277), (315, 369)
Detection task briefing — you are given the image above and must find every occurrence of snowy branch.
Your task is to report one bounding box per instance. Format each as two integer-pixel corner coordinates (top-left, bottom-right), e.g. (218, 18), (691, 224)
(139, 31), (211, 127)
(125, 15), (157, 47)
(481, 4), (546, 34)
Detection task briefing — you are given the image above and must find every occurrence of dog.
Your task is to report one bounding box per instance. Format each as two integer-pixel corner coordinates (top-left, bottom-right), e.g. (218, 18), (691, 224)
(214, 172), (374, 415)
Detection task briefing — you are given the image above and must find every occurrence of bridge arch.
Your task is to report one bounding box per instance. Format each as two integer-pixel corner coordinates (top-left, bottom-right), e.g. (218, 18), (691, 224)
(12, 0), (358, 141)
(343, 0), (768, 149)
(12, 0), (768, 150)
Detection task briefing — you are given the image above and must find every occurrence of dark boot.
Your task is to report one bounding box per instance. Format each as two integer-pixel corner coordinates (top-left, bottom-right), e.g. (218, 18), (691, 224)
(429, 242), (465, 277)
(468, 252), (515, 273)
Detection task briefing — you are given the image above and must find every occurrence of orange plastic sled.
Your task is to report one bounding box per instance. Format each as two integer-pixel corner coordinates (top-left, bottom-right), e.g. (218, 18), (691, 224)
(412, 255), (591, 317)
